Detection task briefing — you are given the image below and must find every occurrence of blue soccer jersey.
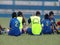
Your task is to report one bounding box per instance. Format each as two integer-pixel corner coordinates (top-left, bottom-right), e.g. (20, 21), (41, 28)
(10, 18), (20, 29)
(9, 18), (21, 36)
(49, 18), (56, 25)
(42, 19), (52, 34)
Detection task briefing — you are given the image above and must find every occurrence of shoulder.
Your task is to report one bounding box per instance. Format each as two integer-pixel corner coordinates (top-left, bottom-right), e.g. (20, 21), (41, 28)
(12, 18), (19, 22)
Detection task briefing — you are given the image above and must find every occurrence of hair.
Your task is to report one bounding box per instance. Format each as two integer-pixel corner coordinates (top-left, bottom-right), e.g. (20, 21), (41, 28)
(17, 11), (26, 23)
(44, 14), (49, 19)
(49, 11), (54, 16)
(36, 11), (40, 16)
(0, 25), (2, 30)
(17, 11), (23, 17)
(12, 12), (17, 18)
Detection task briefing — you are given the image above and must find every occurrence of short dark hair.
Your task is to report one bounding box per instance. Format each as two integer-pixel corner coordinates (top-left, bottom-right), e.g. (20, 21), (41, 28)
(12, 12), (16, 18)
(49, 11), (54, 16)
(17, 11), (23, 17)
(36, 11), (40, 16)
(44, 14), (49, 19)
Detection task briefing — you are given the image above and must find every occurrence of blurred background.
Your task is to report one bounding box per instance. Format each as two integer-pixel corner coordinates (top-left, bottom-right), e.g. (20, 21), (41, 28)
(0, 1), (60, 45)
(0, 0), (60, 28)
(0, 0), (60, 18)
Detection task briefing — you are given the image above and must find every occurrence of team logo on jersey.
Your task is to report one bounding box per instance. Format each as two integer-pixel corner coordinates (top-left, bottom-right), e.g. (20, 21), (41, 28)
(33, 18), (39, 24)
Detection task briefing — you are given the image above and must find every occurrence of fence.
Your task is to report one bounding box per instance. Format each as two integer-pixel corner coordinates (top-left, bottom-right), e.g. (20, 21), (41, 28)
(0, 0), (60, 18)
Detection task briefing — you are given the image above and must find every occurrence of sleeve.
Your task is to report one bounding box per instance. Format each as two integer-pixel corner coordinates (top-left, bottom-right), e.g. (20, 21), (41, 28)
(52, 18), (56, 26)
(28, 18), (31, 24)
(53, 18), (56, 24)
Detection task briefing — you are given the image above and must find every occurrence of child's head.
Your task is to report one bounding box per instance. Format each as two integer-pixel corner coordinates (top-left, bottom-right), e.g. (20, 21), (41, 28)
(49, 11), (54, 19)
(12, 12), (17, 18)
(17, 11), (23, 17)
(36, 11), (41, 16)
(44, 14), (49, 19)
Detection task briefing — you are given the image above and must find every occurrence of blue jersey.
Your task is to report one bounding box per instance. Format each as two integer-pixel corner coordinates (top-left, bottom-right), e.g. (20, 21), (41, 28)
(49, 18), (56, 25)
(9, 18), (21, 36)
(10, 18), (20, 29)
(42, 19), (52, 34)
(49, 17), (56, 30)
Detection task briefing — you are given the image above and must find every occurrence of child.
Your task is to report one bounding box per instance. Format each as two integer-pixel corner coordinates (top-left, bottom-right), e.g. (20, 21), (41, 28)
(56, 21), (60, 34)
(17, 11), (26, 33)
(0, 25), (6, 34)
(42, 14), (53, 34)
(49, 11), (56, 33)
(27, 11), (42, 35)
(8, 12), (21, 36)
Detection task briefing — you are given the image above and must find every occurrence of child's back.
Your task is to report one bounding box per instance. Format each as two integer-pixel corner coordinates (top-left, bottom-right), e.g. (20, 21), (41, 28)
(42, 14), (52, 34)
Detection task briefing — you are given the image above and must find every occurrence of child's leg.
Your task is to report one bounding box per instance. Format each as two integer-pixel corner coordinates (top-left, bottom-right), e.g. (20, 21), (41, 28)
(0, 30), (1, 34)
(22, 26), (28, 33)
(27, 28), (33, 35)
(1, 28), (5, 34)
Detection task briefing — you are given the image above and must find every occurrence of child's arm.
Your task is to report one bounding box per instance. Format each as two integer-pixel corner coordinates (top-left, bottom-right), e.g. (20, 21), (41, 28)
(0, 25), (3, 30)
(51, 25), (54, 32)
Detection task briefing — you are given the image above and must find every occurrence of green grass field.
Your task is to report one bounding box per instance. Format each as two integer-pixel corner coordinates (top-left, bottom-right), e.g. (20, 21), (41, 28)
(0, 17), (60, 45)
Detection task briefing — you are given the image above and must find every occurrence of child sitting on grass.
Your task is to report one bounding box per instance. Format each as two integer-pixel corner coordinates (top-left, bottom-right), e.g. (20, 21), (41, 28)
(0, 25), (6, 35)
(42, 14), (53, 34)
(56, 21), (60, 34)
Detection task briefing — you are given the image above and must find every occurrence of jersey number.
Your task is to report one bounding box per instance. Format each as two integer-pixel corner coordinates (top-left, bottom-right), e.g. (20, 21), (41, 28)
(15, 21), (18, 27)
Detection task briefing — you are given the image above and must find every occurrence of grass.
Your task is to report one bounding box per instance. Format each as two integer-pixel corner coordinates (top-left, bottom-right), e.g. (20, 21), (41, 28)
(0, 17), (60, 45)
(0, 33), (60, 45)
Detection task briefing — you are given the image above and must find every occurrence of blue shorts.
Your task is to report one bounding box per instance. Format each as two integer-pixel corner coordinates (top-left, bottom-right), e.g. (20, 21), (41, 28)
(27, 28), (33, 35)
(42, 29), (53, 34)
(8, 29), (21, 36)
